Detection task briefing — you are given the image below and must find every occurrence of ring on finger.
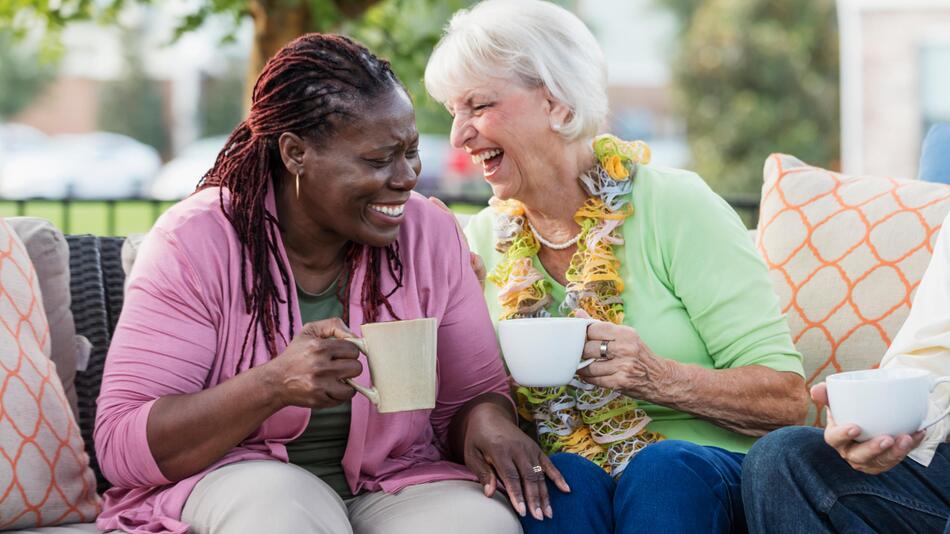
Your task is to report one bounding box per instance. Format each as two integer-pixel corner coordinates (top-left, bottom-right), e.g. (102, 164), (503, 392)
(531, 465), (543, 474)
(599, 340), (610, 359)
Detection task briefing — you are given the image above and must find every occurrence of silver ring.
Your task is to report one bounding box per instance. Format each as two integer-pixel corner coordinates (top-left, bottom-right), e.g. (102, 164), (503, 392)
(531, 465), (543, 474)
(599, 340), (610, 359)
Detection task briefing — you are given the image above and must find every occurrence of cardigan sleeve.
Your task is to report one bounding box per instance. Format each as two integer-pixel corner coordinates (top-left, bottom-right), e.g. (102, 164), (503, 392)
(93, 227), (219, 488)
(881, 212), (950, 466)
(429, 208), (512, 450)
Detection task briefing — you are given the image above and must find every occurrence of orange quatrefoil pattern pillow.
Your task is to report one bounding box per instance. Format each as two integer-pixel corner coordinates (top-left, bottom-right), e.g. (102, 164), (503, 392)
(0, 219), (99, 530)
(756, 154), (950, 426)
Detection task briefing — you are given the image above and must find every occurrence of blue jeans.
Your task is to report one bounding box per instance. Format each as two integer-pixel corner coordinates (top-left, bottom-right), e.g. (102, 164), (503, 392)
(521, 440), (747, 533)
(742, 426), (950, 533)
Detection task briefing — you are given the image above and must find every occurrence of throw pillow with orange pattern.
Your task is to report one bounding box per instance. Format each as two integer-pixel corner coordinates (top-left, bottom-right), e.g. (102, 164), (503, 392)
(756, 154), (950, 426)
(0, 218), (99, 530)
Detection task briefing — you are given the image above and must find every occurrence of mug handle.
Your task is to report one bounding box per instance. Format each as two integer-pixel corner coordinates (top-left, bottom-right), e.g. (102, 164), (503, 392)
(342, 337), (380, 406)
(576, 318), (599, 371)
(918, 376), (950, 430)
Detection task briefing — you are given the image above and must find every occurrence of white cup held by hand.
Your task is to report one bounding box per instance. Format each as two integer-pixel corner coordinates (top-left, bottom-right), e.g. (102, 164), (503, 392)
(497, 317), (595, 387)
(826, 368), (950, 441)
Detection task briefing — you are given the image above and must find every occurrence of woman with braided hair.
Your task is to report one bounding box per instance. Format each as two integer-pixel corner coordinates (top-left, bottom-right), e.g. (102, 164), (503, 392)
(425, 1), (808, 532)
(92, 33), (546, 534)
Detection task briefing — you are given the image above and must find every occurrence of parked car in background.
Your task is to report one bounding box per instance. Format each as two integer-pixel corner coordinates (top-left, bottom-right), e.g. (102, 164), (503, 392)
(416, 134), (488, 201)
(147, 135), (226, 200)
(0, 130), (161, 199)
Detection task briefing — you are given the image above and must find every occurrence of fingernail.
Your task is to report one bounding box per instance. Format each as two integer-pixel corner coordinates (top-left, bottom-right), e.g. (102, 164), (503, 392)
(517, 502), (526, 517)
(879, 437), (894, 449)
(847, 427), (860, 438)
(545, 505), (553, 518)
(533, 507), (543, 521)
(483, 484), (492, 496)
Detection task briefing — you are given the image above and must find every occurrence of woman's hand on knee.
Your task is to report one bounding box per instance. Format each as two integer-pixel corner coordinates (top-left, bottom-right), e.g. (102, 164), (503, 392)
(813, 383), (925, 475)
(461, 404), (570, 522)
(264, 318), (363, 410)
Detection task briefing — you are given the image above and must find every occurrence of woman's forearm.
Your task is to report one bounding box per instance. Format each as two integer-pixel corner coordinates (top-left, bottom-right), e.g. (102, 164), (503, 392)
(635, 360), (808, 436)
(147, 363), (285, 482)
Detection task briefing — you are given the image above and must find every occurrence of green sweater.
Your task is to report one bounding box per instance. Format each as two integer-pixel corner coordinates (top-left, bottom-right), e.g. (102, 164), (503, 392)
(285, 280), (353, 498)
(465, 164), (804, 453)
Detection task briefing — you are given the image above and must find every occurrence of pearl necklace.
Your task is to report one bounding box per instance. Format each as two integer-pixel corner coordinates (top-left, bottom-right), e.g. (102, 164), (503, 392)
(526, 221), (582, 250)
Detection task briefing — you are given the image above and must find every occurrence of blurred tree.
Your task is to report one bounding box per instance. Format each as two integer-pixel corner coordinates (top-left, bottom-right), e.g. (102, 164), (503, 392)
(657, 0), (840, 196)
(0, 31), (56, 119)
(1, 0), (474, 134)
(98, 31), (170, 156)
(345, 0), (473, 134)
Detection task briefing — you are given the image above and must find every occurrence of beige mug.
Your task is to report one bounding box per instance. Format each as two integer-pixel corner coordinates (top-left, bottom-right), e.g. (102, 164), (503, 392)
(343, 317), (438, 413)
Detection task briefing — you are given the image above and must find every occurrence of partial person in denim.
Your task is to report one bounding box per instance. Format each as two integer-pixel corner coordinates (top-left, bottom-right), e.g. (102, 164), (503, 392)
(919, 123), (950, 185)
(423, 1), (807, 531)
(743, 211), (950, 533)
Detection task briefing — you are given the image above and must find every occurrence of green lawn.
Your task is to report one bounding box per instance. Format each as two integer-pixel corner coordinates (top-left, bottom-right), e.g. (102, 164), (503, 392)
(0, 200), (488, 236)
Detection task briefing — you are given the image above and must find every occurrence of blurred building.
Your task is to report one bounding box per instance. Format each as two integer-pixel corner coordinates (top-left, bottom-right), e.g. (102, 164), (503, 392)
(11, 2), (250, 158)
(578, 0), (688, 168)
(839, 0), (950, 178)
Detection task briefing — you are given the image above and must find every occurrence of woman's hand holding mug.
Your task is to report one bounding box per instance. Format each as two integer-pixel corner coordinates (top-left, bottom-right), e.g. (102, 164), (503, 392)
(815, 366), (950, 475)
(267, 318), (364, 410)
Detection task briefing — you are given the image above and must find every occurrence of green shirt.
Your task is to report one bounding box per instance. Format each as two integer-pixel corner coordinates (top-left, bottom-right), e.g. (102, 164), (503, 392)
(465, 164), (804, 453)
(285, 278), (353, 498)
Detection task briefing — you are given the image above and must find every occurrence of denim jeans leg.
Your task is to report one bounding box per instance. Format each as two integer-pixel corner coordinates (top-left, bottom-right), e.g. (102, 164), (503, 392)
(521, 453), (615, 534)
(743, 426), (950, 534)
(520, 452), (615, 534)
(615, 440), (746, 534)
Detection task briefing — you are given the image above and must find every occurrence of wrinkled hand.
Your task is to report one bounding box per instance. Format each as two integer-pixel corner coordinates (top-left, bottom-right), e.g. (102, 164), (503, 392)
(576, 320), (670, 395)
(267, 318), (363, 410)
(814, 383), (924, 475)
(461, 403), (570, 521)
(428, 196), (486, 288)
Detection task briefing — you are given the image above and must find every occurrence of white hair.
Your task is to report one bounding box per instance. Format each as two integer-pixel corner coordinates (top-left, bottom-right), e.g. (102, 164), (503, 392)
(424, 0), (608, 141)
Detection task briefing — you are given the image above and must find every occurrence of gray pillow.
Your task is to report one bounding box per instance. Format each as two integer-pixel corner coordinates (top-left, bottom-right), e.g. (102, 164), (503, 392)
(6, 217), (79, 419)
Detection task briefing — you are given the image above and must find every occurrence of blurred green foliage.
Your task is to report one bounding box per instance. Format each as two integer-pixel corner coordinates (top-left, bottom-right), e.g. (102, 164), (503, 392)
(344, 0), (473, 134)
(659, 0), (840, 196)
(0, 30), (57, 119)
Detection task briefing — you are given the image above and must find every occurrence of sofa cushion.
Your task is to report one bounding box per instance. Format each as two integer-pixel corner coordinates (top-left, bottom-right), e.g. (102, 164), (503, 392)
(5, 523), (101, 533)
(5, 218), (79, 420)
(757, 154), (950, 425)
(0, 219), (100, 531)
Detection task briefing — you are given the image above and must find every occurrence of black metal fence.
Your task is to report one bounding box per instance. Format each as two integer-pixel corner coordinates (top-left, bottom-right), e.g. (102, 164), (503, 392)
(0, 195), (762, 236)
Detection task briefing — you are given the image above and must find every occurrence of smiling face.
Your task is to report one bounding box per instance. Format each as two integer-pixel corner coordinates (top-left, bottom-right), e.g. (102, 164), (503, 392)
(446, 76), (569, 201)
(288, 86), (421, 248)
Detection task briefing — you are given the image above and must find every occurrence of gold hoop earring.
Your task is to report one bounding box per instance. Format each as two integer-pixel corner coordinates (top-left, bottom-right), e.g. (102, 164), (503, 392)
(295, 173), (300, 199)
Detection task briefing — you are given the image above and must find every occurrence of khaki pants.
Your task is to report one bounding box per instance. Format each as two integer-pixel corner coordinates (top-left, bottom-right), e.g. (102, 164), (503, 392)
(180, 460), (522, 534)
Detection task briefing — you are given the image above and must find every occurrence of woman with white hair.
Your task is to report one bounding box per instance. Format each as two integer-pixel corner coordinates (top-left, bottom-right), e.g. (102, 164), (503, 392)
(425, 1), (808, 531)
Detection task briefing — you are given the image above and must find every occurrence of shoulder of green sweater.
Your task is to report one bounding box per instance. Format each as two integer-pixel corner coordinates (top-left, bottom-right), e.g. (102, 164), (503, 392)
(631, 164), (737, 223)
(462, 205), (497, 257)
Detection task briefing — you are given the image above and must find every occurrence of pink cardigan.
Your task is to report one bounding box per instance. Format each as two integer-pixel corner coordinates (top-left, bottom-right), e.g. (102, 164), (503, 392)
(93, 187), (509, 533)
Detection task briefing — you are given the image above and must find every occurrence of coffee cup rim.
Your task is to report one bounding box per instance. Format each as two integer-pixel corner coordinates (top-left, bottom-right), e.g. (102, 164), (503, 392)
(499, 317), (594, 326)
(827, 368), (930, 382)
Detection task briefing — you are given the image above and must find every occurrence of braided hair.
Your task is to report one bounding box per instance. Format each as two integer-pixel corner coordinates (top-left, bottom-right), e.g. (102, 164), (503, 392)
(199, 33), (405, 368)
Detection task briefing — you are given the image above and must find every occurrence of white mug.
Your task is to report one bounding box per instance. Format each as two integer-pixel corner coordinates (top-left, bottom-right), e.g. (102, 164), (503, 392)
(497, 317), (595, 387)
(826, 368), (950, 441)
(343, 318), (438, 413)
